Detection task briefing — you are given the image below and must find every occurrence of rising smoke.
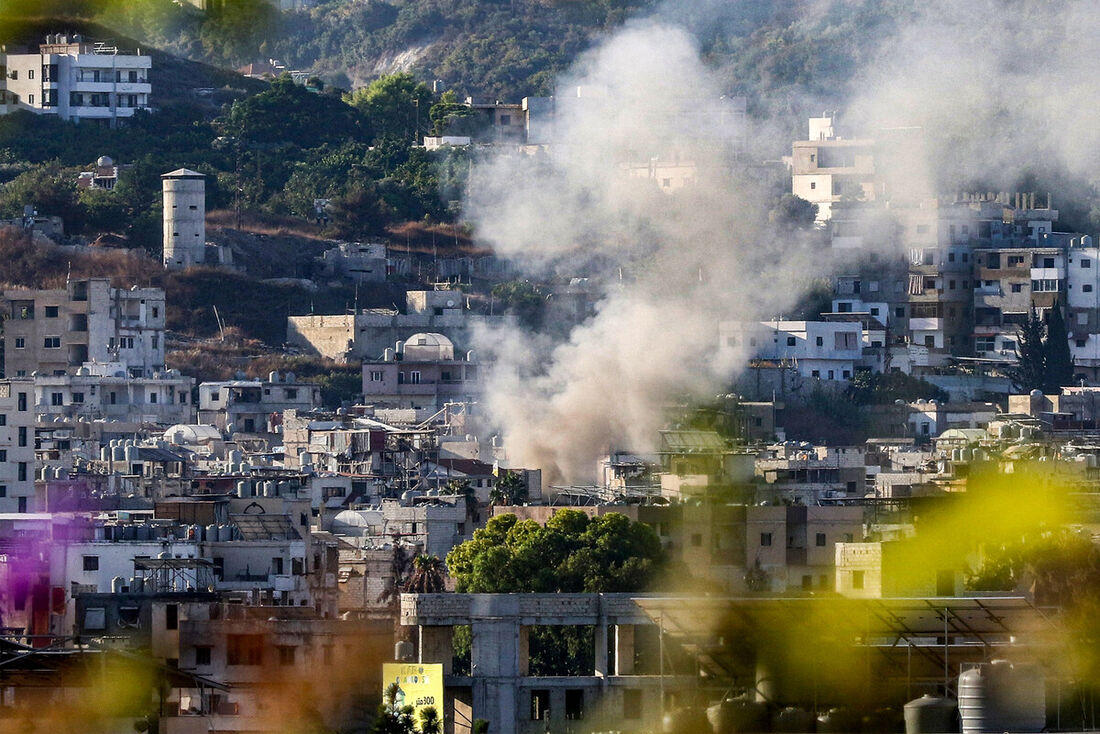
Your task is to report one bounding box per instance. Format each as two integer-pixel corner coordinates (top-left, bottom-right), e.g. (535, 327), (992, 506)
(466, 22), (819, 484)
(466, 0), (1100, 485)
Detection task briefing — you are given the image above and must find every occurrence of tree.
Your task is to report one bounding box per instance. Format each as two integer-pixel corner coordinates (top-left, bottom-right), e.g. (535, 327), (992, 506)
(488, 470), (527, 506)
(223, 75), (369, 148)
(419, 706), (442, 734)
(372, 682), (417, 734)
(768, 193), (818, 229)
(1011, 309), (1047, 393)
(490, 281), (545, 328)
(402, 555), (446, 593)
(1044, 299), (1075, 391)
(428, 90), (481, 137)
(344, 73), (435, 144)
(446, 510), (665, 594)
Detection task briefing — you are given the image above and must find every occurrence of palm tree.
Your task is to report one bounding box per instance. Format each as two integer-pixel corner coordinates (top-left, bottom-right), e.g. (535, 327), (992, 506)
(403, 554), (446, 593)
(489, 470), (527, 506)
(419, 706), (442, 734)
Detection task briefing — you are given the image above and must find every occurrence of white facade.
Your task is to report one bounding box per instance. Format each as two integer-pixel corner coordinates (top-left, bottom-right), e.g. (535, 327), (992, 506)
(0, 380), (35, 513)
(34, 362), (195, 426)
(162, 169), (207, 269)
(1067, 240), (1100, 377)
(0, 35), (151, 127)
(721, 320), (865, 382)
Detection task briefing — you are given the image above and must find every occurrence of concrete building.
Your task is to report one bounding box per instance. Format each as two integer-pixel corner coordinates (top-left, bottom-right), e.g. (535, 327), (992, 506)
(1, 278), (166, 378)
(288, 288), (513, 362)
(790, 115), (877, 223)
(162, 169), (206, 269)
(318, 241), (388, 282)
(0, 379), (35, 512)
(1065, 237), (1100, 380)
(721, 319), (865, 383)
(0, 34), (151, 127)
(33, 362), (194, 426)
(362, 332), (481, 411)
(197, 373), (322, 435)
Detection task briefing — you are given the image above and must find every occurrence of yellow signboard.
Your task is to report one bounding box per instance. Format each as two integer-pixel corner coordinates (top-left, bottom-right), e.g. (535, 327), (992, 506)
(383, 662), (444, 722)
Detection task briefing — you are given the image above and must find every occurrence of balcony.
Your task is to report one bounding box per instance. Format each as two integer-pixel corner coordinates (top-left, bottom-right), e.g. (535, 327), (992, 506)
(1031, 267), (1064, 280)
(909, 317), (944, 331)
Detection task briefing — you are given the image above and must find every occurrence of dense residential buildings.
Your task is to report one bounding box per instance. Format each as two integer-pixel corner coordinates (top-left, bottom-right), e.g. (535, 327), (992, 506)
(0, 379), (35, 512)
(361, 332), (481, 412)
(0, 35), (151, 126)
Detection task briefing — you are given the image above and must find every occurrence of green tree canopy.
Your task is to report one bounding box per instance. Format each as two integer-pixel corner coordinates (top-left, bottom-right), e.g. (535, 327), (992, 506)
(224, 75), (369, 148)
(446, 510), (666, 593)
(345, 73), (434, 144)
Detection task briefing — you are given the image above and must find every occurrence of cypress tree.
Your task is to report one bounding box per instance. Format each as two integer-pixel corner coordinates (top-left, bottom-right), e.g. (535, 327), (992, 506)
(1044, 299), (1075, 392)
(1011, 309), (1047, 393)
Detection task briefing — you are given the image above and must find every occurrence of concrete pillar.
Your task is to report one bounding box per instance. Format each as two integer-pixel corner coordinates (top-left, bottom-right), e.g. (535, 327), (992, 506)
(419, 625), (454, 675)
(614, 624), (635, 675)
(472, 620), (520, 734)
(595, 623), (609, 677)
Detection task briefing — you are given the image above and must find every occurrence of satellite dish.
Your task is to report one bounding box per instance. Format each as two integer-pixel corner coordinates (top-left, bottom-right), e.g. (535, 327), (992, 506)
(446, 300), (455, 307)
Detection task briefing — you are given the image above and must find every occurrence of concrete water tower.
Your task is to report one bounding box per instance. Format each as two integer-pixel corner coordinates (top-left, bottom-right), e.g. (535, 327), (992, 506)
(162, 168), (206, 269)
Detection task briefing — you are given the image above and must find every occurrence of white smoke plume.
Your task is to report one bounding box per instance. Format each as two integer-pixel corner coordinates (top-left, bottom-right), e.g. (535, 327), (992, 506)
(466, 22), (818, 484)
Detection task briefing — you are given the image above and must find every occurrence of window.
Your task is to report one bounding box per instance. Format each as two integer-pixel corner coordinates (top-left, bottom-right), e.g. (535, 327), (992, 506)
(499, 114), (511, 125)
(531, 690), (550, 720)
(44, 306), (58, 318)
(0, 415), (5, 426)
(409, 371), (421, 384)
(852, 570), (865, 590)
(786, 336), (796, 346)
(195, 646), (212, 666)
(1085, 285), (1094, 293)
(166, 604), (178, 630)
(284, 388), (298, 400)
(14, 337), (24, 349)
(975, 337), (996, 352)
(0, 486), (6, 498)
(83, 556), (99, 572)
(278, 646), (296, 665)
(690, 533), (702, 547)
(816, 336), (824, 346)
(810, 181), (816, 190)
(27, 69), (33, 79)
(17, 427), (26, 447)
(51, 392), (64, 406)
(1077, 339), (1087, 348)
(1044, 257), (1056, 268)
(895, 307), (905, 318)
(43, 336), (61, 349)
(227, 634), (264, 666)
(72, 392), (84, 404)
(802, 575), (813, 590)
(151, 335), (159, 349)
(816, 533), (826, 547)
(1083, 259), (1092, 268)
(760, 532), (773, 547)
(565, 690), (584, 720)
(1011, 283), (1024, 293)
(18, 393), (26, 411)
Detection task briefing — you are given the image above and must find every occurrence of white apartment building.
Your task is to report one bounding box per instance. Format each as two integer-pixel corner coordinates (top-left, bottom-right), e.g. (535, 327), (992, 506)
(34, 362), (195, 426)
(198, 372), (322, 434)
(1066, 238), (1100, 381)
(721, 320), (865, 382)
(0, 34), (151, 127)
(1, 278), (166, 378)
(0, 380), (35, 513)
(790, 115), (877, 223)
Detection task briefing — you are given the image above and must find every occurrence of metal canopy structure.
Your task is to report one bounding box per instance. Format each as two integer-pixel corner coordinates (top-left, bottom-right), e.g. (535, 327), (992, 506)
(133, 556), (216, 592)
(633, 596), (1059, 704)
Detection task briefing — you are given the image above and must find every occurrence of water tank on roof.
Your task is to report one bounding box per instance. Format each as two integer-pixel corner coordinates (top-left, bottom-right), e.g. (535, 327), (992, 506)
(1087, 454), (1098, 468)
(124, 446), (137, 462)
(264, 482), (275, 497)
(269, 371), (280, 383)
(277, 481), (289, 496)
(131, 576), (144, 593)
(394, 640), (415, 662)
(205, 524), (218, 541)
(111, 576), (125, 593)
(237, 481), (248, 498)
(383, 348), (394, 361)
(396, 340), (405, 355)
(817, 708), (860, 733)
(959, 661), (1045, 734)
(218, 524), (233, 541)
(707, 698), (768, 734)
(285, 372), (295, 383)
(113, 446), (125, 462)
(903, 695), (957, 734)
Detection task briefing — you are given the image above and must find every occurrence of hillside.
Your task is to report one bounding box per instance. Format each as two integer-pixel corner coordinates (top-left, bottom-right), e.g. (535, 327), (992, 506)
(19, 0), (906, 124)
